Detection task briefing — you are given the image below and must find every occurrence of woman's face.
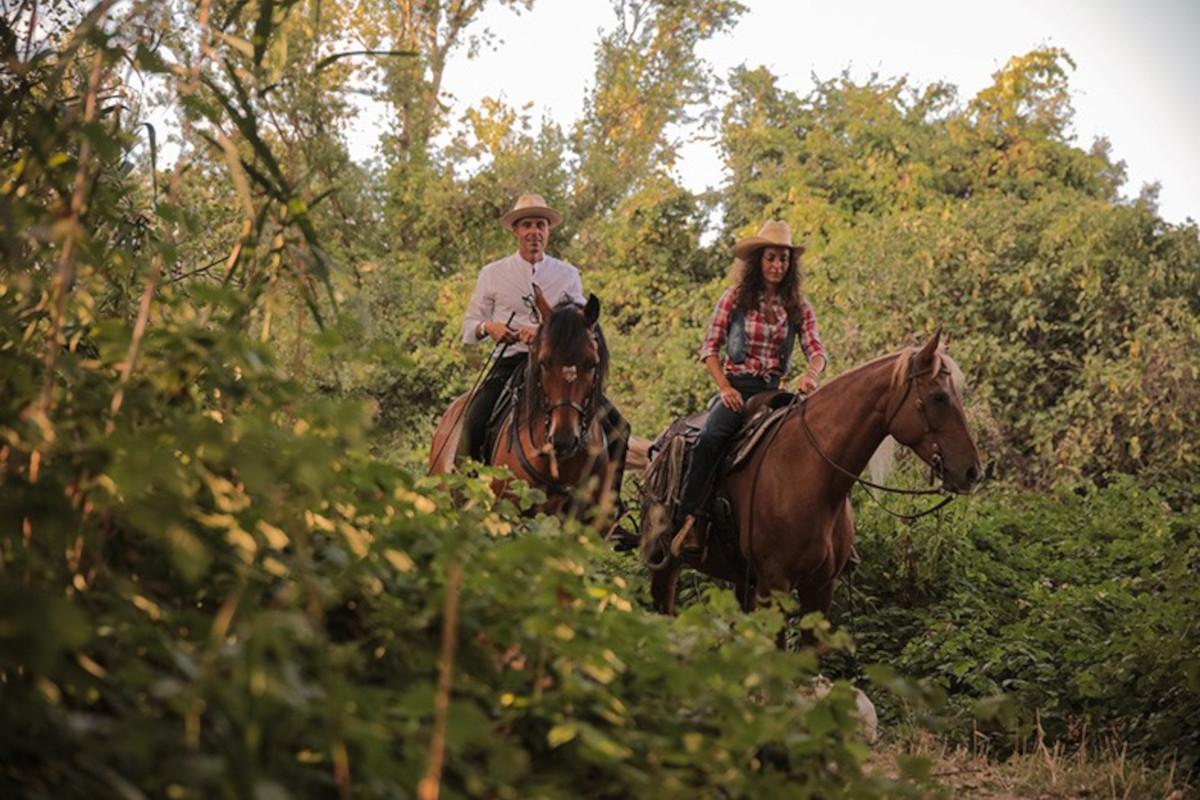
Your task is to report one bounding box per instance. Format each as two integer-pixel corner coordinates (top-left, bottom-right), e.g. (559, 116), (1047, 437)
(760, 246), (791, 287)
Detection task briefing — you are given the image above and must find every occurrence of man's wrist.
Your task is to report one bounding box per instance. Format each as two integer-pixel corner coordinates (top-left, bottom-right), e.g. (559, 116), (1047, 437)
(476, 321), (487, 340)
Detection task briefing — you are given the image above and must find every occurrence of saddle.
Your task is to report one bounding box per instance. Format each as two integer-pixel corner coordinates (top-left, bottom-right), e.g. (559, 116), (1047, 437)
(638, 390), (795, 558)
(478, 368), (526, 462)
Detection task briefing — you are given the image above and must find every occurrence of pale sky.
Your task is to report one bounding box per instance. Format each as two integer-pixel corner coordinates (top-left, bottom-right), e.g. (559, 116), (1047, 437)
(360, 0), (1200, 226)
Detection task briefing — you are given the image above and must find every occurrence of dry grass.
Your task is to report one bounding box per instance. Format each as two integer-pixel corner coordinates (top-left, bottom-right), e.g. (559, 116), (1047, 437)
(867, 721), (1195, 799)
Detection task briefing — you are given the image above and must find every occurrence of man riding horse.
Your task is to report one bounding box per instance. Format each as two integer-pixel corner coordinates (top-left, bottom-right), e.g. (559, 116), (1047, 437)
(457, 193), (630, 505)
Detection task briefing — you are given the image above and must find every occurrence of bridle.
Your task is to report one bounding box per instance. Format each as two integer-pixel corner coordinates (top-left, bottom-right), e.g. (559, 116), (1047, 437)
(531, 331), (601, 451)
(882, 351), (956, 485)
(797, 351), (958, 521)
(508, 327), (604, 496)
(535, 372), (595, 449)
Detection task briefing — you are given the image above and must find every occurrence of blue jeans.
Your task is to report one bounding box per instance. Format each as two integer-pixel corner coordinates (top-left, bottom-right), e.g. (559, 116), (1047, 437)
(676, 374), (778, 519)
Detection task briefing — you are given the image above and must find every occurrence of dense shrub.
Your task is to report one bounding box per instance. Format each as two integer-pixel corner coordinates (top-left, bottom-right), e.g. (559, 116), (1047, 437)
(840, 478), (1200, 771)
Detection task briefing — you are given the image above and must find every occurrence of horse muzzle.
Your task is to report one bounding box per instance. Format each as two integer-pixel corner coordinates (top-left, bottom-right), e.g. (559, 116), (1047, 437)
(550, 434), (582, 460)
(942, 457), (983, 494)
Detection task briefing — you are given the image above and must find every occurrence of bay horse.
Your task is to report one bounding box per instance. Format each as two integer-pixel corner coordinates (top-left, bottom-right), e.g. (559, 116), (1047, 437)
(641, 333), (982, 622)
(429, 287), (616, 518)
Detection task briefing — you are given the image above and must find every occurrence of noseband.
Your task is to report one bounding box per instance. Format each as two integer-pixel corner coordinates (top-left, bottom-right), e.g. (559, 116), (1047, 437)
(538, 392), (594, 445)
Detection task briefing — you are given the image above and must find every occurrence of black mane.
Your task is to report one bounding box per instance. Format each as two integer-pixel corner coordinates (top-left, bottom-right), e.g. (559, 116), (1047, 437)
(521, 299), (608, 427)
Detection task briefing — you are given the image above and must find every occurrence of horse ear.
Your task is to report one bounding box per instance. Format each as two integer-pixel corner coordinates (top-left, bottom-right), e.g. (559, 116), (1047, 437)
(916, 328), (942, 370)
(584, 294), (600, 327)
(532, 284), (553, 323)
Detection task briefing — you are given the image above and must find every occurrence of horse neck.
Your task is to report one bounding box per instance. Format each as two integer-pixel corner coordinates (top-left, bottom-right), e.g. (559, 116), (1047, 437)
(788, 353), (901, 488)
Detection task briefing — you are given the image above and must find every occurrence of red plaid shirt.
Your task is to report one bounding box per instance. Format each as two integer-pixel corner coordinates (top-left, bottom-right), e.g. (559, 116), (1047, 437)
(699, 288), (826, 379)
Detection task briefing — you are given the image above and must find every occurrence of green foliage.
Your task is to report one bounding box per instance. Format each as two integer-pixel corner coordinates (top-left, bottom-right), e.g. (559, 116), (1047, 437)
(571, 0), (745, 219)
(840, 479), (1200, 771)
(0, 303), (891, 795)
(717, 47), (1200, 491)
(0, 4), (893, 797)
(817, 192), (1200, 489)
(5, 2), (1200, 795)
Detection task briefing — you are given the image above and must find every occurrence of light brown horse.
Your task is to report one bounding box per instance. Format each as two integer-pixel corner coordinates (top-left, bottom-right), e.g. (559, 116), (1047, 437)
(641, 333), (982, 620)
(429, 288), (615, 518)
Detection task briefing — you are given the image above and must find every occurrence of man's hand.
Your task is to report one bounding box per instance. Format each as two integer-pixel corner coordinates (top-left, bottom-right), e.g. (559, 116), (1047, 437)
(482, 321), (519, 344)
(516, 325), (538, 344)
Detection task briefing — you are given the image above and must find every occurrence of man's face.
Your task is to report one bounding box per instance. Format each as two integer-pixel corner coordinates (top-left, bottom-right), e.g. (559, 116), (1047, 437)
(513, 216), (551, 263)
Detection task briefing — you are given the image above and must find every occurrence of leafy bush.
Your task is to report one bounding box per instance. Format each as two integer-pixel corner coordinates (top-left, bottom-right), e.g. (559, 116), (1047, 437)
(0, 368), (897, 796)
(5, 2), (1199, 796)
(840, 478), (1200, 771)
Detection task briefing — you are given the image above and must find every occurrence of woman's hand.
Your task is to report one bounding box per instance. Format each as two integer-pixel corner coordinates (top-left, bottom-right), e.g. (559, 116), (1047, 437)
(796, 375), (818, 395)
(719, 385), (744, 412)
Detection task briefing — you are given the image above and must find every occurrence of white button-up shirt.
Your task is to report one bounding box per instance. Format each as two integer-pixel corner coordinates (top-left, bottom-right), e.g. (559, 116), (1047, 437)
(461, 252), (585, 355)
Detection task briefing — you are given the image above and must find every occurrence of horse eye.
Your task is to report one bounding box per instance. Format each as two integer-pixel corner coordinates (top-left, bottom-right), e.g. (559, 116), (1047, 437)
(930, 390), (950, 405)
(584, 361), (597, 372)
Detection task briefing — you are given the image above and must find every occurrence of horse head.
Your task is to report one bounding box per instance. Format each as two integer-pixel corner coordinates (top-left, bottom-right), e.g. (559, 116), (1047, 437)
(526, 286), (606, 461)
(883, 332), (983, 494)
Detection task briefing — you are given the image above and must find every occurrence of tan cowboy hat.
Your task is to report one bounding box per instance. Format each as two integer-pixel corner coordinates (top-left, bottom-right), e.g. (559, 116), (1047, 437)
(732, 219), (805, 260)
(500, 193), (563, 229)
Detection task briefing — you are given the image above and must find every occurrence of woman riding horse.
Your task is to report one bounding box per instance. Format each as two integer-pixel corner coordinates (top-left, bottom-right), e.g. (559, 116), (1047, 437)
(672, 220), (827, 555)
(641, 333), (983, 626)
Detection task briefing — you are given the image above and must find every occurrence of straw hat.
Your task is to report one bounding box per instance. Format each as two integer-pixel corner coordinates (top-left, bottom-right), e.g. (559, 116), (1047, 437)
(500, 193), (563, 229)
(732, 220), (805, 260)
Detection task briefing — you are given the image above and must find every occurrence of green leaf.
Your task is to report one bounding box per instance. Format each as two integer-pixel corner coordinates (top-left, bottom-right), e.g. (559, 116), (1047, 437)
(547, 723), (578, 749)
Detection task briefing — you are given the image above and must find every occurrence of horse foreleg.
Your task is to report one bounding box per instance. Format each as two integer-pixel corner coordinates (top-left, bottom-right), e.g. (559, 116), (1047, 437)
(650, 559), (683, 615)
(735, 573), (757, 612)
(750, 568), (836, 651)
(736, 581), (752, 612)
(791, 580), (836, 651)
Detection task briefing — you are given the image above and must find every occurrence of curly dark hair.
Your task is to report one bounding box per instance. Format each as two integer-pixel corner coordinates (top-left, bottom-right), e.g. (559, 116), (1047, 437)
(730, 245), (805, 322)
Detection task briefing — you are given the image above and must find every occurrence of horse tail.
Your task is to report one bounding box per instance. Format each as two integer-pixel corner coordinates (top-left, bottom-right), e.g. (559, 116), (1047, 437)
(868, 435), (897, 486)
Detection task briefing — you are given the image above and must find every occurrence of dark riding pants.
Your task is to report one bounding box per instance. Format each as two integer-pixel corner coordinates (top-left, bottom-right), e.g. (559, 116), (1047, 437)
(460, 353), (527, 463)
(677, 374), (778, 520)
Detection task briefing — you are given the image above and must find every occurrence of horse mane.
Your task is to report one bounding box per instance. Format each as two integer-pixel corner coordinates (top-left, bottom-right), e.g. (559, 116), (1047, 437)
(521, 299), (609, 428)
(887, 342), (964, 392)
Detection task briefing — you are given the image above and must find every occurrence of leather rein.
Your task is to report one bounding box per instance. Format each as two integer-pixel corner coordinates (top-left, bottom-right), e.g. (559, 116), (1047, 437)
(794, 354), (957, 521)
